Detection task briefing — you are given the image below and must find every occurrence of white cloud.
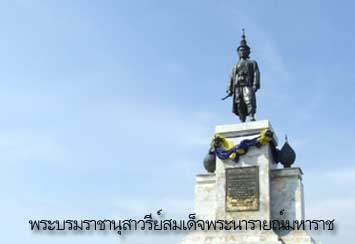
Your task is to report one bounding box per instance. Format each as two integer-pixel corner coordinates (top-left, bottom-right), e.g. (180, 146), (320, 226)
(304, 166), (355, 244)
(324, 167), (355, 185)
(0, 129), (66, 164)
(111, 196), (194, 219)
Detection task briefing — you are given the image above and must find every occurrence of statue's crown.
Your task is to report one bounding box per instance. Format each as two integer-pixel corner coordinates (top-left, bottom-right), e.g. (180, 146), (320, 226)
(238, 29), (250, 51)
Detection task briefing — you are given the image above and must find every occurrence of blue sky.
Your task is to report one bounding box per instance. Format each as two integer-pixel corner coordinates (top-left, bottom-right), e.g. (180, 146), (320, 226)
(0, 0), (354, 243)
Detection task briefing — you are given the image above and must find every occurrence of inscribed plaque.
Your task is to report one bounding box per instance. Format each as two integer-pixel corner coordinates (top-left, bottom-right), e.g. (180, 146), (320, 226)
(225, 166), (259, 211)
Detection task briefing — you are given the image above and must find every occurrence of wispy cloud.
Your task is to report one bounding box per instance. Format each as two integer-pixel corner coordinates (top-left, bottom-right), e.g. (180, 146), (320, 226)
(304, 166), (355, 243)
(0, 129), (66, 164)
(324, 167), (355, 185)
(111, 196), (194, 219)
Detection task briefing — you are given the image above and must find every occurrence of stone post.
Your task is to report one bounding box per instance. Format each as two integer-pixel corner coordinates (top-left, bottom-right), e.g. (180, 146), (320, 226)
(271, 168), (316, 244)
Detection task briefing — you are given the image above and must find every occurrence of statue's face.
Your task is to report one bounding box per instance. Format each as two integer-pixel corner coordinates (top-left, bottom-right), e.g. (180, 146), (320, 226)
(238, 47), (248, 59)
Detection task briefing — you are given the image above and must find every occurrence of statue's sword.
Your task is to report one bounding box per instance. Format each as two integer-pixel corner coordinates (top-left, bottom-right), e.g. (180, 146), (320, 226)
(221, 94), (232, 100)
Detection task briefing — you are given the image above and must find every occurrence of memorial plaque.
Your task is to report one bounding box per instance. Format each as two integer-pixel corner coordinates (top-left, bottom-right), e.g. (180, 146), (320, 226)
(225, 166), (259, 211)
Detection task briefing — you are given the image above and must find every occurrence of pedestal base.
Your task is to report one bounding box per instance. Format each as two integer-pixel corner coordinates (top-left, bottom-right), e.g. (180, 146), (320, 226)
(280, 230), (316, 244)
(181, 231), (282, 244)
(182, 121), (318, 244)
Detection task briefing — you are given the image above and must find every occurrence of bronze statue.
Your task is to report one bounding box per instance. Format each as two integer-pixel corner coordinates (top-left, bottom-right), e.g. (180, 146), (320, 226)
(224, 30), (260, 122)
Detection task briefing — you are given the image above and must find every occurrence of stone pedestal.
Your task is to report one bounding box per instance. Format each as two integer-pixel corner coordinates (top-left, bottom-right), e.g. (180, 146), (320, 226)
(182, 120), (317, 244)
(214, 120), (278, 223)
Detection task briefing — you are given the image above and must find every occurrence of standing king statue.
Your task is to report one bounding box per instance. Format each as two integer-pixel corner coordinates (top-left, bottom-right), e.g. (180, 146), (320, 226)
(225, 30), (260, 122)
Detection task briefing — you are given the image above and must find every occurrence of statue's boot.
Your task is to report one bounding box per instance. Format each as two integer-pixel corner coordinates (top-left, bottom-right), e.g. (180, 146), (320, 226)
(250, 114), (256, 121)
